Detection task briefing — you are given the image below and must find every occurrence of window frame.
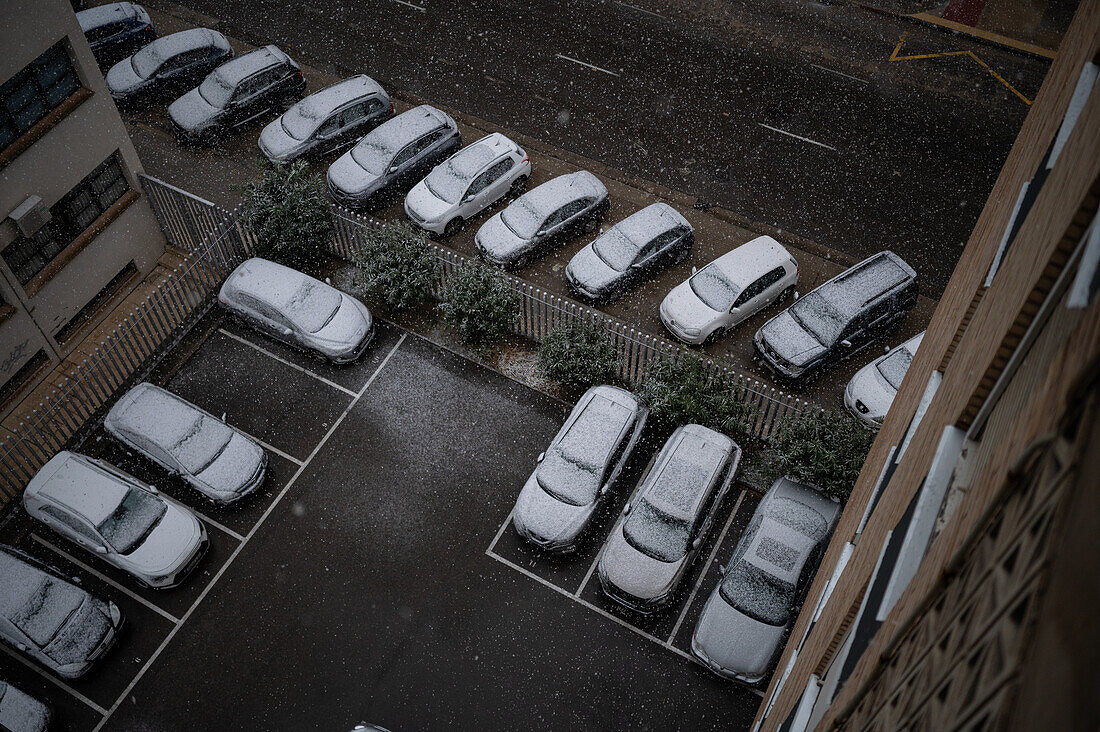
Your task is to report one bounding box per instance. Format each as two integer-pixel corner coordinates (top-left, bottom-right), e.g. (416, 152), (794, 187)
(0, 40), (82, 152)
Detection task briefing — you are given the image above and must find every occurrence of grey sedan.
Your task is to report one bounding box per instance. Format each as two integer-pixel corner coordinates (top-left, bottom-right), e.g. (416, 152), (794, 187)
(512, 385), (647, 553)
(598, 424), (740, 613)
(105, 382), (268, 505)
(327, 104), (461, 210)
(691, 477), (839, 684)
(566, 203), (694, 304)
(219, 258), (374, 363)
(475, 171), (609, 270)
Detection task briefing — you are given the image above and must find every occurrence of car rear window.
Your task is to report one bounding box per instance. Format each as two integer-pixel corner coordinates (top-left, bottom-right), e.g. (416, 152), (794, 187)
(97, 489), (167, 554)
(623, 500), (689, 563)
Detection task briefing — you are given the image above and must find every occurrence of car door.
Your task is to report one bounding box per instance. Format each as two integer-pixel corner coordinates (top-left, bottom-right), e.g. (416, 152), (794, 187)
(311, 112), (343, 155)
(334, 99), (383, 152)
(730, 266), (787, 325)
(631, 233), (671, 283)
(405, 128), (451, 182)
(389, 135), (427, 187)
(88, 21), (125, 63)
(551, 199), (591, 242)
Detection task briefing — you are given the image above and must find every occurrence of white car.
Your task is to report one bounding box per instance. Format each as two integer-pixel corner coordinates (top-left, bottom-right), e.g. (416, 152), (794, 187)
(219, 258), (374, 363)
(404, 132), (530, 236)
(105, 382), (268, 505)
(24, 452), (208, 589)
(844, 331), (925, 428)
(661, 236), (798, 345)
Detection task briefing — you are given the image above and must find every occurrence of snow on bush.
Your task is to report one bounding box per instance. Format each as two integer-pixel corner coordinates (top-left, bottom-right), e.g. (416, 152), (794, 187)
(351, 221), (439, 313)
(773, 408), (872, 502)
(241, 159), (334, 270)
(537, 319), (620, 391)
(635, 352), (758, 439)
(438, 262), (518, 346)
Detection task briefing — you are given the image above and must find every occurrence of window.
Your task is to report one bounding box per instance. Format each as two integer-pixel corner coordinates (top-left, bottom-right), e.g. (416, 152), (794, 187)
(468, 158), (515, 196)
(2, 153), (131, 285)
(40, 505), (101, 545)
(86, 22), (124, 43)
(0, 41), (81, 150)
(734, 268), (784, 308)
(317, 114), (340, 138)
(0, 349), (50, 407)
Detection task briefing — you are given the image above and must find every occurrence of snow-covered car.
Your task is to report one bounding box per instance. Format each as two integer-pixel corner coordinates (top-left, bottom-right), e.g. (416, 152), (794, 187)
(475, 171), (609, 270)
(218, 258), (375, 363)
(327, 105), (461, 210)
(258, 75), (393, 163)
(105, 382), (268, 504)
(660, 236), (798, 345)
(845, 331), (925, 428)
(754, 251), (918, 381)
(0, 546), (124, 679)
(105, 28), (231, 105)
(598, 424), (740, 613)
(77, 2), (156, 69)
(512, 385), (647, 553)
(168, 45), (304, 144)
(566, 203), (694, 304)
(404, 132), (530, 237)
(0, 678), (51, 732)
(691, 477), (839, 684)
(23, 452), (209, 589)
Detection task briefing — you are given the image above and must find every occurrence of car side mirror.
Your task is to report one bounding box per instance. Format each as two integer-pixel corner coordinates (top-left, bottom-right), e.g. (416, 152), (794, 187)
(463, 194), (475, 203)
(599, 485), (609, 495)
(282, 328), (293, 336)
(841, 339), (852, 348)
(94, 546), (109, 555)
(147, 485), (158, 495)
(536, 452), (545, 463)
(389, 165), (400, 173)
(623, 502), (632, 515)
(16, 642), (27, 652)
(221, 412), (227, 421)
(537, 229), (548, 237)
(719, 563), (727, 574)
(691, 266), (697, 275)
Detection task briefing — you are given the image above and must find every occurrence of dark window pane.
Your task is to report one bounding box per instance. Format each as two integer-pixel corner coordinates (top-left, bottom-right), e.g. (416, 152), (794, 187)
(1, 41), (81, 149)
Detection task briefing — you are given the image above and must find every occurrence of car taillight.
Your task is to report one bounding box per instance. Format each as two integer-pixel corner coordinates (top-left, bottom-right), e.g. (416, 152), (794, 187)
(141, 24), (151, 32)
(389, 102), (395, 114)
(521, 156), (529, 164)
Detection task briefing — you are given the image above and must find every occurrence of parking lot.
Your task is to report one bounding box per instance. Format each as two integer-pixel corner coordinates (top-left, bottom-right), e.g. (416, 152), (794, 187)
(2, 310), (773, 731)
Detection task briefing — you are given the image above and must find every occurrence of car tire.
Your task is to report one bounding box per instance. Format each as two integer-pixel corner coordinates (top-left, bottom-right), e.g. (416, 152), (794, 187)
(583, 214), (600, 234)
(444, 217), (465, 237)
(780, 285), (796, 301)
(509, 176), (529, 197)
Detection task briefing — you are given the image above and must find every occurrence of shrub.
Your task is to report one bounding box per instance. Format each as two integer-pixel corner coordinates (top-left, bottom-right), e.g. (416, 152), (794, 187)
(635, 352), (758, 439)
(438, 263), (518, 346)
(537, 320), (621, 391)
(351, 221), (439, 313)
(241, 159), (334, 269)
(773, 408), (873, 502)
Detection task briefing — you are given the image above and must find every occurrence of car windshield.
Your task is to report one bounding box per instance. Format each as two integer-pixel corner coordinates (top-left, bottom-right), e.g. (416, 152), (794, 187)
(350, 139), (394, 176)
(282, 282), (342, 333)
(198, 72), (234, 108)
(131, 44), (166, 78)
(592, 229), (638, 272)
(689, 264), (740, 311)
(280, 101), (324, 141)
(623, 499), (689, 563)
(877, 347), (914, 390)
(719, 562), (794, 626)
(97, 489), (167, 554)
(500, 198), (545, 239)
(790, 292), (845, 346)
(423, 159), (471, 203)
(0, 555), (86, 647)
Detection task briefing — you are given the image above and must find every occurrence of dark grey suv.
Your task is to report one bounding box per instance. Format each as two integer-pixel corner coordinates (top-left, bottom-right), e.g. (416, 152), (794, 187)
(754, 250), (917, 381)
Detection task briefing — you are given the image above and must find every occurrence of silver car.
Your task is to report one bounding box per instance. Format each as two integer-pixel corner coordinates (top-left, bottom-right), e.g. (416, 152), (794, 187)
(0, 546), (124, 679)
(0, 679), (51, 732)
(566, 203), (694, 304)
(691, 477), (839, 684)
(105, 382), (268, 504)
(24, 452), (209, 589)
(258, 75), (393, 163)
(327, 104), (461, 210)
(218, 258), (374, 363)
(475, 171), (609, 270)
(598, 424), (740, 613)
(512, 385), (647, 553)
(844, 331), (925, 429)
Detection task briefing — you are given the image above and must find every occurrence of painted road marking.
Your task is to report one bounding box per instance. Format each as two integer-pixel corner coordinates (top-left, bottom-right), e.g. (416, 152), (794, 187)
(92, 334), (407, 732)
(0, 643), (108, 716)
(189, 510), (245, 543)
(809, 63), (868, 84)
(758, 123), (837, 151)
(216, 328), (358, 398)
(614, 1), (665, 19)
(889, 33), (1032, 105)
(556, 54), (622, 77)
(237, 429), (305, 466)
(392, 0), (426, 11)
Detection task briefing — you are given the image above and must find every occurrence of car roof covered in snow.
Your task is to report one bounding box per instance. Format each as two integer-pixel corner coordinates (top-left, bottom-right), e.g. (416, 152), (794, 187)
(26, 452), (129, 526)
(211, 45), (290, 86)
(77, 2), (142, 31)
(711, 236), (794, 288)
(815, 251), (915, 319)
(295, 75), (387, 118)
(616, 203), (692, 246)
(353, 105), (451, 159)
(514, 171), (605, 217)
(645, 424), (736, 521)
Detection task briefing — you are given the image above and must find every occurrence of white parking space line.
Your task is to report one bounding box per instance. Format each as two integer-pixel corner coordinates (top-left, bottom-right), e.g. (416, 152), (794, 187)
(614, 0), (665, 18)
(666, 490), (748, 645)
(556, 54), (622, 77)
(487, 508), (514, 554)
(0, 643), (108, 716)
(31, 534), (181, 625)
(190, 511), (245, 543)
(757, 123), (838, 151)
(93, 334), (407, 732)
(575, 531), (610, 597)
(238, 430), (305, 466)
(808, 62), (869, 84)
(392, 0), (426, 10)
(216, 328), (358, 398)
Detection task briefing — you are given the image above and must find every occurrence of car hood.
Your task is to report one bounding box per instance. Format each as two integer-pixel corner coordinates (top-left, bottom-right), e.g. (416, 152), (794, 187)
(168, 88), (220, 132)
(760, 310), (826, 366)
(312, 296), (372, 356)
(405, 181), (453, 224)
(328, 151), (381, 197)
(106, 58), (145, 96)
(195, 432), (265, 498)
(662, 281), (720, 333)
(513, 473), (594, 546)
(599, 525), (683, 601)
(124, 503), (202, 575)
(846, 362), (896, 421)
(476, 213), (530, 263)
(694, 592), (786, 680)
(567, 244), (620, 294)
(259, 118), (305, 162)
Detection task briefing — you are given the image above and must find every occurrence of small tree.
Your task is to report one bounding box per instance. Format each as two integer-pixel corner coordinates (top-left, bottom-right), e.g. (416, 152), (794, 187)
(438, 263), (518, 346)
(241, 159), (334, 269)
(352, 221), (439, 313)
(537, 320), (620, 391)
(773, 409), (873, 502)
(635, 352), (757, 439)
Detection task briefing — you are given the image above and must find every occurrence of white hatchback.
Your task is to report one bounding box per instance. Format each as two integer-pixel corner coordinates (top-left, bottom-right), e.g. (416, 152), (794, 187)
(660, 235), (798, 345)
(404, 132), (530, 236)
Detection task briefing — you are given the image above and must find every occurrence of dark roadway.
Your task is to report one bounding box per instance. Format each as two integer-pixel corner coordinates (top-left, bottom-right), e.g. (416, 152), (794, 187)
(158, 0), (1048, 296)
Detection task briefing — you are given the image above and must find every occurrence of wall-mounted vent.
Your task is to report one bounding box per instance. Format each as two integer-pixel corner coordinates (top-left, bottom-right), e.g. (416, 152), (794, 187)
(7, 195), (52, 237)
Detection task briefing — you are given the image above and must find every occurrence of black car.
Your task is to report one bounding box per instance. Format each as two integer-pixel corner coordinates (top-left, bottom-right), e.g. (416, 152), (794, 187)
(565, 203), (694, 304)
(105, 27), (232, 105)
(76, 2), (156, 68)
(168, 45), (305, 144)
(754, 250), (918, 381)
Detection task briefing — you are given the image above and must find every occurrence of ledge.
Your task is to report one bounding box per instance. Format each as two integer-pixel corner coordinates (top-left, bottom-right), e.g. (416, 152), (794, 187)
(0, 87), (93, 171)
(0, 303), (15, 327)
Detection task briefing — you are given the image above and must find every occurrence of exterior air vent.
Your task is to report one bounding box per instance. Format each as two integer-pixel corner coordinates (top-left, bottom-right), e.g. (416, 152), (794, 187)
(7, 195), (51, 237)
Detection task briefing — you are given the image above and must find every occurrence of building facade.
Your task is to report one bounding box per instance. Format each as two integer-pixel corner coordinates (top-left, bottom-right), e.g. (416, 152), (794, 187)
(0, 0), (165, 419)
(753, 2), (1100, 730)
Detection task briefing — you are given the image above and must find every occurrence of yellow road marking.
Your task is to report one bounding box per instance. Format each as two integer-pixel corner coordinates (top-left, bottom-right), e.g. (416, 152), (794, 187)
(889, 33), (1032, 105)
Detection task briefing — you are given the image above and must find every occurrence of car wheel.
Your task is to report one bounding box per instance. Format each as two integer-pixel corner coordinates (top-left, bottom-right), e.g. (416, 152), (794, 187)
(674, 247), (690, 265)
(703, 328), (723, 346)
(444, 217), (465, 237)
(780, 285), (796, 301)
(583, 214), (600, 234)
(509, 176), (529, 197)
